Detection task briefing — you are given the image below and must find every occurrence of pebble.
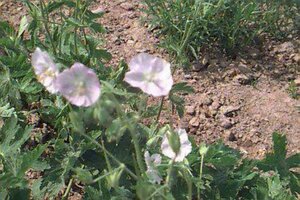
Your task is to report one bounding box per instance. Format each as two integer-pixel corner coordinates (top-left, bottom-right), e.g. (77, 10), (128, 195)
(186, 105), (196, 115)
(234, 74), (253, 85)
(120, 2), (135, 11)
(199, 94), (213, 106)
(189, 117), (200, 127)
(222, 106), (241, 117)
(220, 118), (233, 129)
(295, 78), (300, 86)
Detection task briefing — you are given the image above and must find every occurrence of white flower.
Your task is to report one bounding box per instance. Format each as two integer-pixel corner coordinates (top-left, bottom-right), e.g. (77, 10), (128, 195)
(31, 48), (59, 93)
(55, 63), (101, 107)
(124, 53), (173, 97)
(144, 151), (162, 184)
(161, 129), (192, 162)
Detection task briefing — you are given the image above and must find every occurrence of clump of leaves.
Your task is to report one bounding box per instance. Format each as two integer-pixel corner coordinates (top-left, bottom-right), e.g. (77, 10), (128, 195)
(142, 0), (300, 64)
(287, 80), (300, 99)
(0, 117), (48, 199)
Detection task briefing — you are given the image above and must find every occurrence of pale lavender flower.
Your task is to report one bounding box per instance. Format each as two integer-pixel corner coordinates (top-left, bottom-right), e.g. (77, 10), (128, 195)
(124, 53), (173, 97)
(55, 63), (101, 107)
(161, 129), (192, 162)
(31, 48), (59, 93)
(144, 151), (162, 184)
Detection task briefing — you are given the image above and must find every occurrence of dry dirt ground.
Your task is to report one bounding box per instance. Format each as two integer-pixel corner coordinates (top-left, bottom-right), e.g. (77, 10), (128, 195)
(1, 0), (299, 158)
(0, 0), (300, 198)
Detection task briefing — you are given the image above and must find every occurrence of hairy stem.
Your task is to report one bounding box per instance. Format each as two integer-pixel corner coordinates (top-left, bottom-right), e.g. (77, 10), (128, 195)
(156, 97), (165, 124)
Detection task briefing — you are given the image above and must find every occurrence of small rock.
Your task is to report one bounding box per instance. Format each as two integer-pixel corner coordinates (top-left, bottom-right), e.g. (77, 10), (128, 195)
(210, 101), (221, 111)
(184, 74), (192, 79)
(189, 127), (198, 134)
(127, 39), (135, 45)
(228, 132), (237, 141)
(220, 118), (233, 129)
(192, 56), (209, 71)
(120, 2), (135, 11)
(199, 94), (213, 106)
(294, 78), (300, 86)
(234, 74), (253, 85)
(179, 119), (189, 130)
(189, 117), (200, 127)
(274, 41), (294, 53)
(292, 53), (300, 64)
(222, 106), (241, 117)
(237, 63), (252, 74)
(186, 105), (196, 115)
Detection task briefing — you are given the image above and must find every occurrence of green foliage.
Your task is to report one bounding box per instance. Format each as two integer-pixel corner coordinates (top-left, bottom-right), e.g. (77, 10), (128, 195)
(0, 117), (48, 199)
(143, 0), (300, 63)
(287, 80), (300, 99)
(0, 1), (299, 199)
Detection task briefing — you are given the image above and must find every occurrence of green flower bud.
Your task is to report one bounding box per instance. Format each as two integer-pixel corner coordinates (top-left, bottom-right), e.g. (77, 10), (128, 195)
(199, 143), (209, 156)
(106, 165), (124, 189)
(166, 130), (181, 155)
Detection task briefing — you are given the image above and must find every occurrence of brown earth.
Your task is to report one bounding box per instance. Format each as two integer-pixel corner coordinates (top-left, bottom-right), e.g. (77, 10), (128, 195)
(1, 0), (300, 199)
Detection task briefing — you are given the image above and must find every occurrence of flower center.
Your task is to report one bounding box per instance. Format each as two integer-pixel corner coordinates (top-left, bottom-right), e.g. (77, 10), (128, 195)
(76, 81), (86, 95)
(143, 72), (156, 82)
(44, 68), (56, 77)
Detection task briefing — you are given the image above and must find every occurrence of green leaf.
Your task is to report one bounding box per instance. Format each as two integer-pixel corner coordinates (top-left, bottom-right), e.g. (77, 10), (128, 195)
(66, 18), (86, 28)
(8, 188), (30, 200)
(31, 179), (47, 200)
(0, 103), (17, 118)
(94, 49), (112, 61)
(45, 1), (65, 13)
(169, 94), (184, 118)
(286, 154), (300, 168)
(73, 167), (93, 184)
(90, 22), (106, 33)
(69, 111), (85, 134)
(17, 16), (29, 38)
(170, 82), (194, 94)
(273, 132), (287, 159)
(105, 118), (127, 142)
(0, 117), (32, 158)
(17, 144), (48, 177)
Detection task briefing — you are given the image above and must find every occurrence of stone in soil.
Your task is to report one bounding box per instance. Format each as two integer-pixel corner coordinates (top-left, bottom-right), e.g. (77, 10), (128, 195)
(185, 105), (196, 115)
(222, 106), (241, 117)
(189, 117), (200, 127)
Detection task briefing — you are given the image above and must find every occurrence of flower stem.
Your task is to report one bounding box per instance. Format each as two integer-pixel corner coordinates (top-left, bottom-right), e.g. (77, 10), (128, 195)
(107, 93), (145, 176)
(79, 131), (138, 180)
(165, 159), (175, 188)
(101, 138), (112, 172)
(39, 0), (57, 56)
(156, 97), (165, 124)
(62, 178), (73, 200)
(127, 124), (146, 175)
(197, 154), (205, 200)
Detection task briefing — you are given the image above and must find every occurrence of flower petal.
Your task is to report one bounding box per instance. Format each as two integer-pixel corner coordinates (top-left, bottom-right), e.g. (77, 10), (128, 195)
(125, 53), (173, 97)
(31, 48), (59, 93)
(55, 63), (101, 107)
(161, 128), (192, 162)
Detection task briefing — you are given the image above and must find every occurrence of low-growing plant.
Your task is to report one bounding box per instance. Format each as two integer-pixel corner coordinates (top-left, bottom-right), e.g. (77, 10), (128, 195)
(0, 1), (299, 199)
(287, 80), (300, 99)
(142, 0), (300, 65)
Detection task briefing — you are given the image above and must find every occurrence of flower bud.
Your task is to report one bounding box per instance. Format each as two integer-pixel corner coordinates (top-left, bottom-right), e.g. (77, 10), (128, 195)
(199, 143), (209, 156)
(106, 165), (124, 189)
(166, 130), (181, 155)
